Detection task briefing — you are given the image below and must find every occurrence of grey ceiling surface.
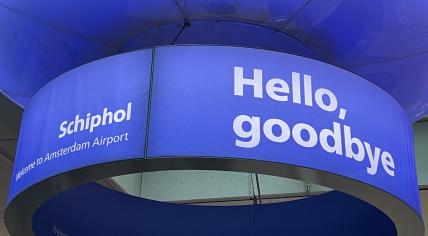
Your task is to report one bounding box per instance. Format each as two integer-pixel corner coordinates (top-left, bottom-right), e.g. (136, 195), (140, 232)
(0, 93), (20, 236)
(0, 93), (21, 163)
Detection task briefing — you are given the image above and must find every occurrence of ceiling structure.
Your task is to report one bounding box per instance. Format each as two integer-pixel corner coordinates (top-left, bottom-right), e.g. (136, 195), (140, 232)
(1, 1), (428, 235)
(0, 0), (428, 121)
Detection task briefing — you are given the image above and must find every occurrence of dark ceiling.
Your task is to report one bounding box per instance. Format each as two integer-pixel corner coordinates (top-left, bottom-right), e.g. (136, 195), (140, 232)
(0, 94), (22, 163)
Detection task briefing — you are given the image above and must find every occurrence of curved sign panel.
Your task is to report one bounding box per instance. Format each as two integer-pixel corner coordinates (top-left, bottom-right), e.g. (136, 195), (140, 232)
(8, 46), (421, 216)
(8, 49), (152, 202)
(148, 46), (421, 214)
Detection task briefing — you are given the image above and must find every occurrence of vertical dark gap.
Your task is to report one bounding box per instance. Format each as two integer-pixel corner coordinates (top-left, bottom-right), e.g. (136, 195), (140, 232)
(139, 172), (144, 197)
(143, 48), (156, 159)
(250, 173), (258, 205)
(255, 173), (262, 204)
(304, 180), (310, 196)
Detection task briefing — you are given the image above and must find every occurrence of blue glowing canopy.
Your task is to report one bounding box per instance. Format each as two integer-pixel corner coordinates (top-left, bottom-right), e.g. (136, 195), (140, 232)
(0, 0), (428, 121)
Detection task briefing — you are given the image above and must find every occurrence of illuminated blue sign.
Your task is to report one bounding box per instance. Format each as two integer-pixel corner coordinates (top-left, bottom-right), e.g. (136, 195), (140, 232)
(8, 46), (421, 216)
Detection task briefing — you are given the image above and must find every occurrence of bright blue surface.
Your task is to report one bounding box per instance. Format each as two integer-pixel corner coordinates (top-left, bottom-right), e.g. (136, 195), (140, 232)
(8, 50), (151, 202)
(148, 45), (420, 214)
(32, 183), (396, 236)
(0, 1), (428, 120)
(8, 47), (421, 217)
